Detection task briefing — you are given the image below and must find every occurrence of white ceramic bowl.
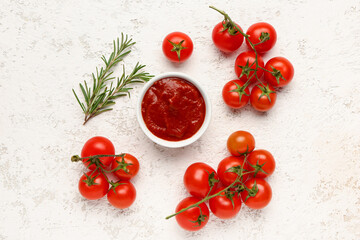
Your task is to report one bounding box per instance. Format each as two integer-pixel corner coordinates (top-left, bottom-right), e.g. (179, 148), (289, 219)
(137, 72), (211, 148)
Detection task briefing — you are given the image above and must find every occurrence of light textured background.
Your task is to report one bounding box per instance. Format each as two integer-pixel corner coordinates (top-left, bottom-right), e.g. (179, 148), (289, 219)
(1, 0), (360, 239)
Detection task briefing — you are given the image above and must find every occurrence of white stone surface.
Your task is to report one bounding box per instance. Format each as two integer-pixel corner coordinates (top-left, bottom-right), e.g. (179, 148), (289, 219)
(1, 0), (360, 239)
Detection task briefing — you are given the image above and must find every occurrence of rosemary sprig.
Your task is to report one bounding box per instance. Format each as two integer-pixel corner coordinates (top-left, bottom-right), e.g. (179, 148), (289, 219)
(73, 33), (153, 125)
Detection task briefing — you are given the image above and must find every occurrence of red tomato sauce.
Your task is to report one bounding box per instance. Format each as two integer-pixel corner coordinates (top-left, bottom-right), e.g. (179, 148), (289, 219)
(141, 77), (206, 141)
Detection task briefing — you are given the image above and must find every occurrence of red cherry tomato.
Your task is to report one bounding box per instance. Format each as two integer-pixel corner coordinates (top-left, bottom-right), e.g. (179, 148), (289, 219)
(234, 51), (264, 83)
(183, 162), (219, 198)
(246, 22), (277, 53)
(264, 57), (294, 87)
(209, 187), (242, 219)
(217, 156), (250, 187)
(250, 84), (277, 112)
(240, 178), (272, 209)
(111, 154), (140, 181)
(222, 80), (250, 109)
(212, 22), (244, 53)
(78, 171), (109, 200)
(107, 181), (136, 209)
(175, 197), (210, 231)
(227, 130), (255, 156)
(162, 32), (193, 62)
(247, 149), (275, 178)
(81, 136), (115, 170)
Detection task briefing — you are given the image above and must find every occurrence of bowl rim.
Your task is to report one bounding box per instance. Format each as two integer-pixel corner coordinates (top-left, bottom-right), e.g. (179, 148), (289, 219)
(136, 72), (212, 148)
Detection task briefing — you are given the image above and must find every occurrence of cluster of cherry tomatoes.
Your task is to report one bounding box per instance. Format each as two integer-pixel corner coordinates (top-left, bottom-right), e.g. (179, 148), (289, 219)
(170, 131), (275, 231)
(161, 7), (294, 112)
(217, 20), (294, 112)
(74, 136), (139, 209)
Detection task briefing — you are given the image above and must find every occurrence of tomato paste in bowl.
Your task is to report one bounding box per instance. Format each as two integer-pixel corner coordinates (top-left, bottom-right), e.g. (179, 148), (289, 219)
(137, 72), (211, 148)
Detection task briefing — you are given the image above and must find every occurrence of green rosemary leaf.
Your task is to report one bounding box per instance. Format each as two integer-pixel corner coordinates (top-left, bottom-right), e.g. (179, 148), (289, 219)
(90, 93), (106, 113)
(111, 93), (128, 99)
(103, 71), (113, 80)
(79, 83), (89, 105)
(117, 50), (132, 60)
(118, 88), (133, 92)
(103, 100), (116, 107)
(84, 81), (90, 99)
(101, 55), (107, 66)
(72, 89), (86, 113)
(93, 108), (113, 117)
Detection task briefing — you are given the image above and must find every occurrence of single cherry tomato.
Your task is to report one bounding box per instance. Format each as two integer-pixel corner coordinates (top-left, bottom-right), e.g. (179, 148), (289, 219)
(111, 154), (140, 181)
(222, 80), (250, 109)
(209, 187), (242, 219)
(246, 22), (277, 53)
(217, 156), (250, 187)
(264, 57), (294, 87)
(107, 181), (136, 209)
(227, 130), (255, 156)
(247, 149), (275, 178)
(184, 162), (219, 198)
(81, 136), (115, 170)
(240, 178), (272, 209)
(250, 84), (277, 112)
(234, 51), (264, 83)
(78, 171), (109, 200)
(212, 21), (244, 53)
(162, 32), (193, 62)
(175, 197), (210, 231)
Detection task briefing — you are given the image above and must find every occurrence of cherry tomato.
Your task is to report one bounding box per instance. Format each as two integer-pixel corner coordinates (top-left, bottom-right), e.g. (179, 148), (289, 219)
(175, 197), (209, 231)
(264, 57), (294, 87)
(222, 80), (250, 109)
(209, 187), (242, 219)
(246, 22), (277, 53)
(240, 178), (272, 209)
(234, 51), (264, 83)
(111, 154), (140, 181)
(162, 32), (193, 62)
(217, 156), (250, 187)
(81, 136), (115, 170)
(184, 162), (219, 198)
(212, 21), (244, 53)
(78, 171), (109, 200)
(107, 181), (136, 209)
(227, 130), (255, 156)
(250, 84), (277, 112)
(247, 149), (275, 178)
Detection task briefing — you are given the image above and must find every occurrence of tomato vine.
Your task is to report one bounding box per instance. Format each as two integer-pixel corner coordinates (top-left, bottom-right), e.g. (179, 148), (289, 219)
(165, 155), (257, 221)
(72, 154), (127, 187)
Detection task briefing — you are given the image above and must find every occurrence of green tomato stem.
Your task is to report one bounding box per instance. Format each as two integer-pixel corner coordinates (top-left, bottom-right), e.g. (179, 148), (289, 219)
(71, 154), (124, 162)
(72, 153), (127, 186)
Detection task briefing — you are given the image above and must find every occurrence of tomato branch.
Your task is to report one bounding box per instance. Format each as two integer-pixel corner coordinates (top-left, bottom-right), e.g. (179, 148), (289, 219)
(165, 156), (255, 220)
(71, 153), (127, 186)
(165, 175), (241, 220)
(71, 154), (124, 162)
